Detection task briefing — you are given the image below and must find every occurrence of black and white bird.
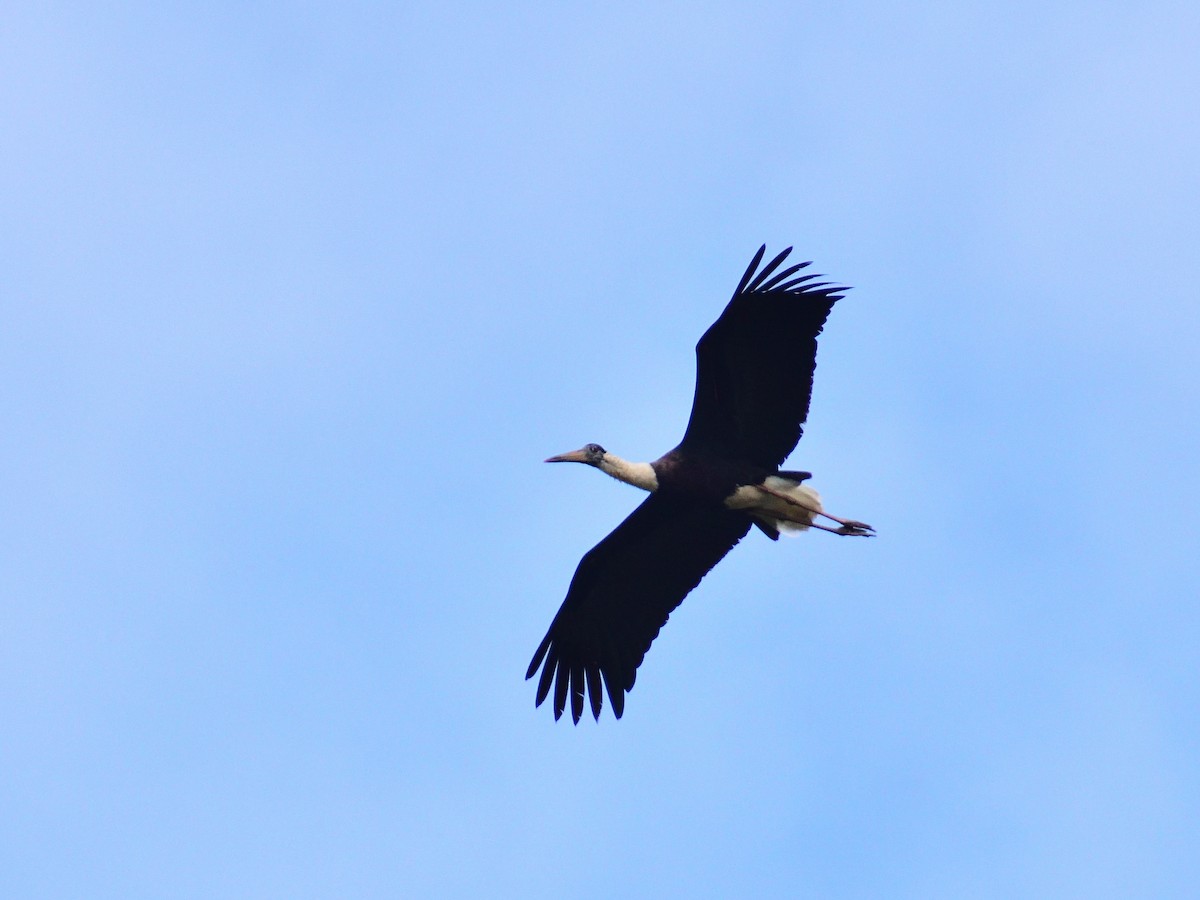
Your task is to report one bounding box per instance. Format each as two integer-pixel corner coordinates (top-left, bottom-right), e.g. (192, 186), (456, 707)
(528, 246), (872, 723)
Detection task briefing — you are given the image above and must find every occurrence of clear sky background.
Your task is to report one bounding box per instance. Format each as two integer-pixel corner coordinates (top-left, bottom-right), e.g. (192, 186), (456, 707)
(3, 3), (1198, 898)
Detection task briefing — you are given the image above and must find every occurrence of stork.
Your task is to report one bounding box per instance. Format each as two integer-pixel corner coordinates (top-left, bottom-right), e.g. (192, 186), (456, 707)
(528, 246), (872, 723)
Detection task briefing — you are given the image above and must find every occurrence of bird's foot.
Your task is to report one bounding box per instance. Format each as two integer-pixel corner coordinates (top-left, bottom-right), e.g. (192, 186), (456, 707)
(835, 520), (875, 537)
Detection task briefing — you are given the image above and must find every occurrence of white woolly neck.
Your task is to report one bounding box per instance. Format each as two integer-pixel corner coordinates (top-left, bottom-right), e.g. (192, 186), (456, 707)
(596, 452), (659, 492)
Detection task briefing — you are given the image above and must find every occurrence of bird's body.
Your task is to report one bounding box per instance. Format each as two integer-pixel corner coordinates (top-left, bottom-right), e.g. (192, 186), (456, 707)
(625, 446), (821, 536)
(528, 246), (872, 723)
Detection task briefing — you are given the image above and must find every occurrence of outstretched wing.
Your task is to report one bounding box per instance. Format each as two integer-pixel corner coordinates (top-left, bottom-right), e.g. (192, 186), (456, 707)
(679, 245), (847, 468)
(526, 494), (751, 723)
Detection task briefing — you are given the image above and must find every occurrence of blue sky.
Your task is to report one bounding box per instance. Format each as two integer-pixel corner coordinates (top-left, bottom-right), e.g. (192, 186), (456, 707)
(3, 3), (1198, 897)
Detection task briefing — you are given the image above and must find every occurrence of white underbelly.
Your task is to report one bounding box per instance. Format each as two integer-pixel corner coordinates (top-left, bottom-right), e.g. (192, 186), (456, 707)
(725, 476), (823, 533)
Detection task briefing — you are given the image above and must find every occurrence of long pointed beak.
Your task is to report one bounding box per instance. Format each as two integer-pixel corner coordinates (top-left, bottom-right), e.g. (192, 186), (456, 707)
(545, 448), (590, 464)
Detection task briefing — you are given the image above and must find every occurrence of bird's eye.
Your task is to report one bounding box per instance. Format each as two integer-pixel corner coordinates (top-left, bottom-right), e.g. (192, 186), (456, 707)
(588, 443), (604, 455)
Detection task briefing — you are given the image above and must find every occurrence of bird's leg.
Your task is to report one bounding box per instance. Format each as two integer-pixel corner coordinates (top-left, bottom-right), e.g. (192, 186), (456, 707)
(756, 483), (875, 536)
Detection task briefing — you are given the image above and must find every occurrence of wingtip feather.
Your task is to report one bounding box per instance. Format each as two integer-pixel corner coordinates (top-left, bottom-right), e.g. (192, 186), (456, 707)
(733, 245), (767, 296)
(535, 646), (557, 706)
(747, 247), (794, 292)
(525, 632), (552, 680)
(570, 663), (585, 724)
(606, 673), (626, 719)
(553, 663), (569, 720)
(756, 261), (808, 292)
(586, 667), (603, 721)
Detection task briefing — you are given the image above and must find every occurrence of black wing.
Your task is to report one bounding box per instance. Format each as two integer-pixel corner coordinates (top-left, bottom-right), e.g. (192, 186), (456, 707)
(679, 245), (847, 469)
(526, 494), (751, 723)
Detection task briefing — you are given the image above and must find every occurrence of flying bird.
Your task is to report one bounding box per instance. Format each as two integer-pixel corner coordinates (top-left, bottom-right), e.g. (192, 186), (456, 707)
(528, 246), (872, 723)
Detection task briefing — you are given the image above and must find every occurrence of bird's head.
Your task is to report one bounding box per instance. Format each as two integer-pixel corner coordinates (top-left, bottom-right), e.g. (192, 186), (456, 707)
(544, 443), (606, 466)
